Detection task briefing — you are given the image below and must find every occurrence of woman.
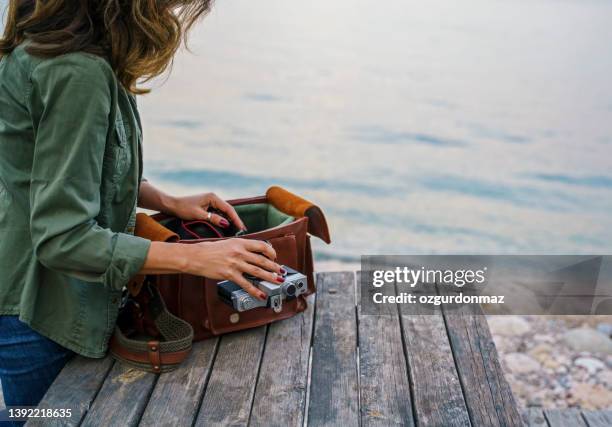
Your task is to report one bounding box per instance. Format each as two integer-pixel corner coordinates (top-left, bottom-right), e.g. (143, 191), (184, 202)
(0, 0), (282, 413)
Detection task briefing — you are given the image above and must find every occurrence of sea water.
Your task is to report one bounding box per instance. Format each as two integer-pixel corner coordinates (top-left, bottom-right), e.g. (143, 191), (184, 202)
(135, 0), (612, 262)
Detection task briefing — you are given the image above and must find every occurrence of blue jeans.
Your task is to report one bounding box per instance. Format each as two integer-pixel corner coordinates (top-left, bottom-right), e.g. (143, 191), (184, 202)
(0, 316), (73, 426)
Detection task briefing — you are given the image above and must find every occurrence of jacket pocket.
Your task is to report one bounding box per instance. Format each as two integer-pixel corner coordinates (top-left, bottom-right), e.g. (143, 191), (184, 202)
(100, 115), (133, 217)
(112, 117), (131, 182)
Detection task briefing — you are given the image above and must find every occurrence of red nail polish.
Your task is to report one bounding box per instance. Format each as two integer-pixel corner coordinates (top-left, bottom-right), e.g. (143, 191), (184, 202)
(220, 219), (229, 228)
(276, 276), (285, 283)
(280, 268), (287, 275)
(259, 292), (267, 300)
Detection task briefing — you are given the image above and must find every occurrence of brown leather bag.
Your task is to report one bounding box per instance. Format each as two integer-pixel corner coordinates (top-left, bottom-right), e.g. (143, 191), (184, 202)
(110, 186), (330, 371)
(155, 186), (331, 340)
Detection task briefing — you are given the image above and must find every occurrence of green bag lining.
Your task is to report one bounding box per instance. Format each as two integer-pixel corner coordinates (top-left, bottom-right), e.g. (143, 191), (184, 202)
(158, 203), (294, 234)
(233, 203), (294, 232)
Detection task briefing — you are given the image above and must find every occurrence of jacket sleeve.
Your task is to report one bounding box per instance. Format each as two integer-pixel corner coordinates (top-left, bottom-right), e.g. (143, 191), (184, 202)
(28, 54), (151, 290)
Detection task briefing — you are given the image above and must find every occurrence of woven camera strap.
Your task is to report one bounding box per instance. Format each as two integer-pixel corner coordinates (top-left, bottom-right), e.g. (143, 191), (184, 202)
(110, 282), (194, 373)
(108, 212), (193, 372)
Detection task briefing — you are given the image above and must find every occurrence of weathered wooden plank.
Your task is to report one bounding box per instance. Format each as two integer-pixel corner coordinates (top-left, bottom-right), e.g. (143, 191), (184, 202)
(581, 410), (612, 427)
(249, 295), (315, 427)
(139, 339), (219, 427)
(523, 408), (549, 427)
(544, 409), (587, 427)
(80, 362), (157, 427)
(398, 289), (471, 426)
(193, 326), (267, 426)
(358, 279), (415, 427)
(26, 356), (114, 427)
(443, 312), (523, 426)
(308, 271), (359, 427)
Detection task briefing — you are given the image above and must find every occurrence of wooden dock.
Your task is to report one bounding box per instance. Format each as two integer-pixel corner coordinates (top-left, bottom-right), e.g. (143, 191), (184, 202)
(523, 408), (612, 427)
(9, 271), (602, 426)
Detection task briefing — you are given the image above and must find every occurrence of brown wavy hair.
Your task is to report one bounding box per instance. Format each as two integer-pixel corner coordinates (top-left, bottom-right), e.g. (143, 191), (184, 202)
(0, 0), (212, 94)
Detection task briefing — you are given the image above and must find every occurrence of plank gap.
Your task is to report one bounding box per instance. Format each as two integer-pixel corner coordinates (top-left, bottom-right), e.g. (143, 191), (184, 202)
(394, 280), (419, 426)
(246, 324), (270, 426)
(523, 407), (549, 427)
(473, 319), (509, 426)
(76, 359), (116, 427)
(355, 300), (362, 427)
(190, 337), (222, 427)
(435, 282), (473, 426)
(301, 293), (317, 427)
(302, 349), (314, 427)
(442, 310), (477, 426)
(581, 410), (612, 427)
(135, 370), (160, 424)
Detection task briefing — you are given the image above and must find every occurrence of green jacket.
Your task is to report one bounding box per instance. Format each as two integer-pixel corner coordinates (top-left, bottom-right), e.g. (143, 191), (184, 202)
(0, 46), (151, 357)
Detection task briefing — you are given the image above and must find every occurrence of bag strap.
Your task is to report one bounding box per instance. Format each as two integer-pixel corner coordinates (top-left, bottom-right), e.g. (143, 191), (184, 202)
(180, 220), (224, 239)
(112, 215), (192, 372)
(110, 283), (194, 373)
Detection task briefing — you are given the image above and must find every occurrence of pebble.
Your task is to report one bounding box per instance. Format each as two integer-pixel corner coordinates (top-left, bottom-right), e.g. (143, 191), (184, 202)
(529, 343), (551, 360)
(597, 323), (612, 337)
(599, 370), (612, 386)
(527, 395), (543, 406)
(528, 343), (558, 370)
(493, 337), (519, 353)
(558, 375), (572, 389)
(568, 383), (612, 409)
(487, 315), (612, 410)
(574, 357), (605, 374)
(488, 316), (531, 336)
(562, 328), (612, 354)
(505, 353), (541, 373)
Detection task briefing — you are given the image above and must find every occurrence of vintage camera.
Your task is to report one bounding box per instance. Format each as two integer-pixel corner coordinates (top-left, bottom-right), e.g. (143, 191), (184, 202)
(217, 266), (308, 313)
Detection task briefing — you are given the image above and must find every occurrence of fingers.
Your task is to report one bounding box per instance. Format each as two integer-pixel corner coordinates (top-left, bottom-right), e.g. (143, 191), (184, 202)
(206, 211), (231, 229)
(241, 262), (284, 285)
(209, 195), (247, 231)
(232, 260), (284, 302)
(244, 239), (277, 260)
(231, 273), (267, 301)
(243, 251), (282, 275)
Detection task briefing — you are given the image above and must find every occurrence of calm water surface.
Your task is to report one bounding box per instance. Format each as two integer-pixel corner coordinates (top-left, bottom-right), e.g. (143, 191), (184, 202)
(137, 0), (612, 262)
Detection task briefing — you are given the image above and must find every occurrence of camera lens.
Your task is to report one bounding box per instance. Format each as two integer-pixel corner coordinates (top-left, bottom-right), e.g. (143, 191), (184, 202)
(285, 284), (296, 297)
(297, 281), (304, 289)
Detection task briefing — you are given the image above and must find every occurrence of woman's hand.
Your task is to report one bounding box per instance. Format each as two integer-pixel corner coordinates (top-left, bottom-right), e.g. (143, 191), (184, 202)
(137, 182), (280, 300)
(183, 238), (284, 300)
(142, 239), (284, 300)
(138, 182), (246, 231)
(169, 192), (247, 231)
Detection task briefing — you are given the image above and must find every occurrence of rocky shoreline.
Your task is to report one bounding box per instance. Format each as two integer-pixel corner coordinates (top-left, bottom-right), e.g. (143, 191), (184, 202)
(488, 315), (612, 410)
